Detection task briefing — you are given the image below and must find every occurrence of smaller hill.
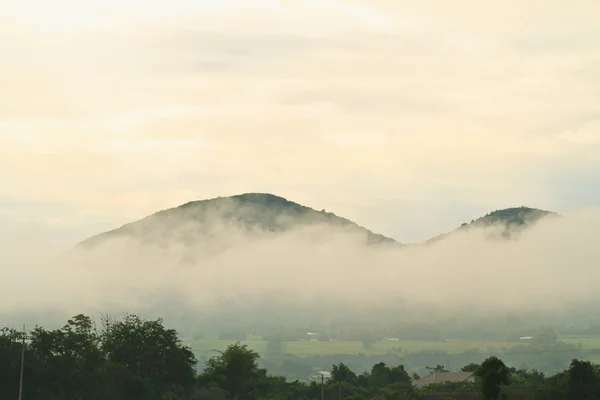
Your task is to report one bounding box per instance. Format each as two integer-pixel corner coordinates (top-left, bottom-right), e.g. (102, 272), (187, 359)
(426, 206), (559, 244)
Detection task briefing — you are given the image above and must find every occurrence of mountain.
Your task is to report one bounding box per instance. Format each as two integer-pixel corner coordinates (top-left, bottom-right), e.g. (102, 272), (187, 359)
(77, 193), (399, 248)
(78, 194), (558, 250)
(425, 206), (559, 244)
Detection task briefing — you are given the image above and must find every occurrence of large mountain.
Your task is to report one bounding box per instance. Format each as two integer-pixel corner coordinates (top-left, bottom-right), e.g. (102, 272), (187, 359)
(425, 206), (559, 244)
(78, 193), (399, 248)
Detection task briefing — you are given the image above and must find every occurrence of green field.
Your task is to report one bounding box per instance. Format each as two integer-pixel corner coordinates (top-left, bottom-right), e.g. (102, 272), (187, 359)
(560, 335), (600, 349)
(188, 336), (600, 359)
(189, 338), (525, 358)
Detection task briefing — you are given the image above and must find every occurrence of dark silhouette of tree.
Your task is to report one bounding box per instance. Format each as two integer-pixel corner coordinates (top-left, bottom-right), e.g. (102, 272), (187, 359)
(476, 356), (510, 400)
(461, 363), (480, 373)
(331, 362), (357, 384)
(568, 359), (596, 400)
(427, 365), (449, 373)
(369, 362), (410, 387)
(0, 327), (32, 399)
(201, 342), (261, 400)
(101, 314), (197, 399)
(29, 314), (105, 400)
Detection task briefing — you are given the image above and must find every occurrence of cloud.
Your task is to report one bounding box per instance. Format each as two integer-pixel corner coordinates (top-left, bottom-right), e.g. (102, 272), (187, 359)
(557, 119), (600, 144)
(1, 208), (600, 332)
(1, 0), (599, 242)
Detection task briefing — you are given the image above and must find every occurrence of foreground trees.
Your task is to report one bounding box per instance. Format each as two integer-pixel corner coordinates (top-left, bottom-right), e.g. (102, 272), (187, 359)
(4, 315), (600, 400)
(1, 314), (197, 400)
(201, 342), (262, 400)
(475, 356), (510, 400)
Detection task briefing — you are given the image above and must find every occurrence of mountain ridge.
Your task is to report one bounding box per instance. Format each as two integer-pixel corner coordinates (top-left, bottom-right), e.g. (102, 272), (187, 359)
(425, 206), (560, 244)
(77, 193), (557, 248)
(77, 193), (399, 248)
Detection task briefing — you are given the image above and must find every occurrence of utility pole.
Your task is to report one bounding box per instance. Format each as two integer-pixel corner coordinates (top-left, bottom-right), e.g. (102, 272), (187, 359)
(18, 324), (25, 400)
(338, 385), (342, 400)
(321, 374), (324, 400)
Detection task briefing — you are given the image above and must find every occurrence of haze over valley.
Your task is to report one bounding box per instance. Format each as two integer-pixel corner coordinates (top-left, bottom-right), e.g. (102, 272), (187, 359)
(2, 0), (600, 395)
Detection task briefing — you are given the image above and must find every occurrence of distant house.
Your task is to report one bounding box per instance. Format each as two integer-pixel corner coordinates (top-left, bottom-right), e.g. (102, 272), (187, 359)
(413, 372), (476, 389)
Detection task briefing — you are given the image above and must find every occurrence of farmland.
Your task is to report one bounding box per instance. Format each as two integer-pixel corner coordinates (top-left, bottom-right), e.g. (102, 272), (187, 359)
(188, 337), (528, 358)
(188, 335), (600, 361)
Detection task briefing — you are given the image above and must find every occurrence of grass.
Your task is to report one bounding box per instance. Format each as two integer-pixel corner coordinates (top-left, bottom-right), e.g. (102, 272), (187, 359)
(188, 338), (525, 358)
(559, 335), (600, 349)
(188, 335), (600, 359)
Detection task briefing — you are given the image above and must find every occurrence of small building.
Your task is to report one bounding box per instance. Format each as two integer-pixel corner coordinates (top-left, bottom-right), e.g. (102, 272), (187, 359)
(413, 372), (476, 389)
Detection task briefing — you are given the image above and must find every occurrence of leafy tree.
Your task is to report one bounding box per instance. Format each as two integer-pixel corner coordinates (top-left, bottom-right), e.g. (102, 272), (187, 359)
(201, 342), (261, 400)
(369, 362), (410, 388)
(29, 314), (105, 400)
(426, 365), (449, 373)
(101, 314), (197, 399)
(331, 363), (357, 384)
(476, 356), (510, 400)
(568, 359), (596, 399)
(0, 327), (31, 400)
(461, 363), (480, 373)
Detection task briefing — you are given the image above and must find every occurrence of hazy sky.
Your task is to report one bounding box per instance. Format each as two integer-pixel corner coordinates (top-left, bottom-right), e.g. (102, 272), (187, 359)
(1, 0), (599, 245)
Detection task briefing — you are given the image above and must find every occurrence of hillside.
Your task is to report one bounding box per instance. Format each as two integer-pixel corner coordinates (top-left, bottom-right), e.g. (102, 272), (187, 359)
(425, 206), (559, 244)
(78, 195), (558, 249)
(77, 193), (399, 248)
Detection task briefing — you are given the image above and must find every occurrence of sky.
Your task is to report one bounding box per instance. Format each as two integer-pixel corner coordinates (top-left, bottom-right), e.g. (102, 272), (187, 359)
(1, 0), (599, 246)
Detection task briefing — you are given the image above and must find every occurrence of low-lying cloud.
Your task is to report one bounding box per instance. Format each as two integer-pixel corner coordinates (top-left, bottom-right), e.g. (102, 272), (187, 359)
(1, 208), (600, 333)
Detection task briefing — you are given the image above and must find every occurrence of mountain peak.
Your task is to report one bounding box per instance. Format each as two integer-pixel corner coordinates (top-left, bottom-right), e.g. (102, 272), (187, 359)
(468, 206), (558, 228)
(77, 193), (398, 248)
(426, 206), (558, 244)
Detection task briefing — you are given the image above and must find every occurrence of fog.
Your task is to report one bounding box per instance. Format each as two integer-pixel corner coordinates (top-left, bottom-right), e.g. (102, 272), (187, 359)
(1, 208), (600, 334)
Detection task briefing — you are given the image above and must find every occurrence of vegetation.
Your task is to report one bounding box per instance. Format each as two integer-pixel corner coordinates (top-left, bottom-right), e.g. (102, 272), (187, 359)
(78, 193), (398, 248)
(77, 193), (560, 250)
(4, 314), (600, 400)
(426, 206), (557, 244)
(470, 207), (557, 227)
(189, 323), (591, 380)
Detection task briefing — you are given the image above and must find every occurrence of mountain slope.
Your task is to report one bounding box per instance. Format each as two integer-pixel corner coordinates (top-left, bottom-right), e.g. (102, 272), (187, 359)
(77, 193), (399, 248)
(425, 206), (559, 244)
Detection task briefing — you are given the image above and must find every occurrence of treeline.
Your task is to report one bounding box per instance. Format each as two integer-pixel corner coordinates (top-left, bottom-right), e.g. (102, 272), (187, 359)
(1, 314), (600, 400)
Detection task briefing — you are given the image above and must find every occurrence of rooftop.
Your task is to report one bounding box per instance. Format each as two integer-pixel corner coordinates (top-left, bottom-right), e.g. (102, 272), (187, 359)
(413, 372), (475, 388)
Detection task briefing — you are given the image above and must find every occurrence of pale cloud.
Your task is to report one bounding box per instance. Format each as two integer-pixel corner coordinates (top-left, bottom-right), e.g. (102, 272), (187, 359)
(557, 119), (600, 144)
(1, 0), (599, 243)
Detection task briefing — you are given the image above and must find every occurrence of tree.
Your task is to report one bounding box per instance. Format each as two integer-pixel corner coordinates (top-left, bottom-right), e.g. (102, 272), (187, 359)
(461, 363), (480, 373)
(427, 365), (449, 374)
(101, 314), (197, 399)
(331, 363), (357, 385)
(201, 342), (261, 400)
(29, 314), (106, 400)
(0, 327), (31, 400)
(368, 362), (410, 388)
(568, 359), (596, 399)
(476, 356), (510, 400)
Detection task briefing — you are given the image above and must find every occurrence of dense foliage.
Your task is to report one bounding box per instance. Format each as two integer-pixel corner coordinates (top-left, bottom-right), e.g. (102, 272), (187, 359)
(3, 315), (600, 399)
